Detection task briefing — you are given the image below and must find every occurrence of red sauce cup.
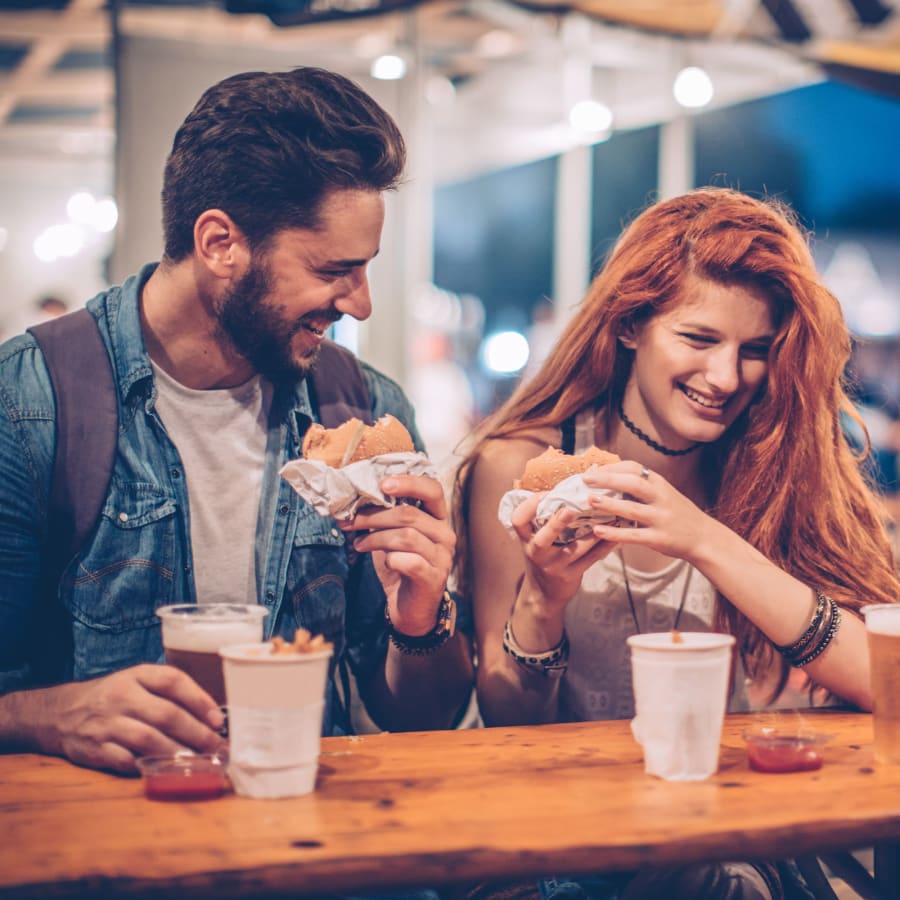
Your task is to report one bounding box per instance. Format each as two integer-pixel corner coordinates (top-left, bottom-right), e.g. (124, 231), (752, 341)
(743, 727), (832, 773)
(136, 750), (230, 801)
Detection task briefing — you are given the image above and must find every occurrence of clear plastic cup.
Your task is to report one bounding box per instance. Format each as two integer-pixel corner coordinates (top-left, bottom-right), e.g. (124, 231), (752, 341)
(627, 631), (735, 781)
(862, 604), (900, 764)
(156, 603), (269, 706)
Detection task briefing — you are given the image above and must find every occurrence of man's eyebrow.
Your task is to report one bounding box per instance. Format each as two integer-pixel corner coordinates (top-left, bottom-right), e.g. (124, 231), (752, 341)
(321, 248), (380, 268)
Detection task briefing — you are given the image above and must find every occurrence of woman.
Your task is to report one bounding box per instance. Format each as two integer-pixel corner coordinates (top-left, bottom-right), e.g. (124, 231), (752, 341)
(453, 188), (899, 899)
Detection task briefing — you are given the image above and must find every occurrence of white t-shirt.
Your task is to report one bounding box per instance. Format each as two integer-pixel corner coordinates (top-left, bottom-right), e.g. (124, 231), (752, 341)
(151, 362), (272, 604)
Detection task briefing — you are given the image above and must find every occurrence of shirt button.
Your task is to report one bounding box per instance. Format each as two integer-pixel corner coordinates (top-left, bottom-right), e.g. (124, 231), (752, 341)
(330, 528), (339, 538)
(118, 512), (128, 523)
(279, 504), (290, 515)
(171, 468), (181, 479)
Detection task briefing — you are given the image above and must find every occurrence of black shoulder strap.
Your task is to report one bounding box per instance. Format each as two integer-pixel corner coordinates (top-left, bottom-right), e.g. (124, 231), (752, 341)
(28, 308), (118, 564)
(308, 338), (372, 427)
(560, 414), (577, 454)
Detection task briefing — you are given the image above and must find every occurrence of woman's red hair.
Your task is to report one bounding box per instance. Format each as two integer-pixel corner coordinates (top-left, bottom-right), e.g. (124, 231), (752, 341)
(453, 187), (899, 699)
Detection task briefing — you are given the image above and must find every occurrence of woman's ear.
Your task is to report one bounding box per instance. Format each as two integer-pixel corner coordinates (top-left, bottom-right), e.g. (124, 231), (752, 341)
(618, 323), (637, 351)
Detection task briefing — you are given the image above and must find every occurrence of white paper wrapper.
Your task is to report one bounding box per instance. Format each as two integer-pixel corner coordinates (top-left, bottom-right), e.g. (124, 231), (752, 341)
(279, 451), (437, 521)
(497, 472), (621, 543)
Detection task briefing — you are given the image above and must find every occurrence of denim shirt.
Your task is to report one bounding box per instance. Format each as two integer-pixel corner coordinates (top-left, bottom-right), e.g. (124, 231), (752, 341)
(0, 263), (423, 735)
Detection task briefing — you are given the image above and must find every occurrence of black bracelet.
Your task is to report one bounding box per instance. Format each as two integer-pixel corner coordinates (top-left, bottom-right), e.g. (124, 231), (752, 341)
(385, 590), (457, 656)
(794, 602), (842, 667)
(775, 591), (827, 658)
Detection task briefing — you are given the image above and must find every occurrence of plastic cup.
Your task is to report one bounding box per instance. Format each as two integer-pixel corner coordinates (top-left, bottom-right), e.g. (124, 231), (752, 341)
(220, 642), (333, 799)
(627, 631), (735, 781)
(156, 603), (269, 706)
(862, 604), (900, 764)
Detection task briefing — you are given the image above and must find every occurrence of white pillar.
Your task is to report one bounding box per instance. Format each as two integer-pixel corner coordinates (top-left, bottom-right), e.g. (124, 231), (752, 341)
(357, 17), (432, 389)
(658, 113), (695, 200)
(552, 13), (594, 331)
(553, 143), (592, 330)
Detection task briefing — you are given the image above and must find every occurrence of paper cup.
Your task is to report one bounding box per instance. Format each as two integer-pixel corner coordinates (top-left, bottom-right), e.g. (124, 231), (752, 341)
(220, 642), (333, 799)
(627, 632), (735, 781)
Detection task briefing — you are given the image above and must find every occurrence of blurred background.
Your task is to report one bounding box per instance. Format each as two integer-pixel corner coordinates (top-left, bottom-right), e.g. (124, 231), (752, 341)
(1, 0), (898, 505)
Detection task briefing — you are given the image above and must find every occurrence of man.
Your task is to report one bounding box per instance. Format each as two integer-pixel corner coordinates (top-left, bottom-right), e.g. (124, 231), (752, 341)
(0, 67), (473, 773)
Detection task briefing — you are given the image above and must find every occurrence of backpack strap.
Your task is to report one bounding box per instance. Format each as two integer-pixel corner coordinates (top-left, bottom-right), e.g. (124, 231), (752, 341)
(28, 308), (118, 566)
(308, 338), (373, 427)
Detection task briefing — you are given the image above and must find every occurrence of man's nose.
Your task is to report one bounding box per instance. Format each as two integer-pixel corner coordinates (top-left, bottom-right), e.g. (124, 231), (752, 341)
(336, 271), (372, 321)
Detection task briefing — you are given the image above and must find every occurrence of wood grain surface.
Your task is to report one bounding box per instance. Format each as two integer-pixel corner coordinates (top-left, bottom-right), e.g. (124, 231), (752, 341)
(1, 712), (898, 898)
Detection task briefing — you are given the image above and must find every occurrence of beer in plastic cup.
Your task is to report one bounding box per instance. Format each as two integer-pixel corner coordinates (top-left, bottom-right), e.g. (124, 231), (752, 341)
(627, 631), (735, 781)
(156, 603), (268, 705)
(863, 604), (900, 764)
(220, 641), (333, 799)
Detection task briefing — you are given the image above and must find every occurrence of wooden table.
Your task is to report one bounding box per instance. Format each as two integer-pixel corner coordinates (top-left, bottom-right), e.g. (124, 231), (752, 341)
(1, 711), (899, 899)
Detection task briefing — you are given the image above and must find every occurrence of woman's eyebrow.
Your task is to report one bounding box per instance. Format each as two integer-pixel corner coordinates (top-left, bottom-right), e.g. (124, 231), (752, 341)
(678, 321), (775, 343)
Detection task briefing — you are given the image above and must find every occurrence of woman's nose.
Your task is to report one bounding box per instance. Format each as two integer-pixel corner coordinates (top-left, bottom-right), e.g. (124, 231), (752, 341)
(704, 347), (741, 393)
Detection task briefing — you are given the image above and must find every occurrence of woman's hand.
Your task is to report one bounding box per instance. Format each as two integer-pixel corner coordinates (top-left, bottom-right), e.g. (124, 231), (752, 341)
(509, 488), (617, 615)
(583, 462), (715, 562)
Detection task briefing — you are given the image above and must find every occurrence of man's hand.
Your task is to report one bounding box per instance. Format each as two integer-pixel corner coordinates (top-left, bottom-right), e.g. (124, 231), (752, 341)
(341, 473), (454, 636)
(6, 665), (225, 774)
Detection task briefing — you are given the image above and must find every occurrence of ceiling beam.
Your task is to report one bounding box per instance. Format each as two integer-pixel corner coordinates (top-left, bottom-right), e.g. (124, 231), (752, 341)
(0, 0), (109, 126)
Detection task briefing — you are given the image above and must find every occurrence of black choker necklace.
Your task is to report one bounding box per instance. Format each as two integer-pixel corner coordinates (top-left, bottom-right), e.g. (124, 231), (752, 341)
(618, 403), (702, 457)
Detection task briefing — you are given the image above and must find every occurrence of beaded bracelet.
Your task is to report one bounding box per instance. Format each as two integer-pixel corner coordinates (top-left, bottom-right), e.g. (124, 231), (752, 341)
(386, 591), (457, 656)
(502, 620), (569, 678)
(774, 591), (827, 658)
(775, 592), (842, 667)
(794, 602), (842, 667)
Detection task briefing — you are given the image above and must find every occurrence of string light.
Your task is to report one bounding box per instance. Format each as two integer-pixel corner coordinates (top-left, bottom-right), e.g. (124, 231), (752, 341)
(673, 66), (714, 108)
(371, 54), (406, 80)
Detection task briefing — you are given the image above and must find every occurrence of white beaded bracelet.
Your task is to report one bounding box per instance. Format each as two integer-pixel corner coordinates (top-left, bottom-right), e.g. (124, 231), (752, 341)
(502, 620), (569, 678)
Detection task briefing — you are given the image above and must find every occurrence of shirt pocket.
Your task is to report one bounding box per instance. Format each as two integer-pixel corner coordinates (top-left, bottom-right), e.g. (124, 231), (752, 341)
(65, 482), (178, 679)
(284, 516), (349, 650)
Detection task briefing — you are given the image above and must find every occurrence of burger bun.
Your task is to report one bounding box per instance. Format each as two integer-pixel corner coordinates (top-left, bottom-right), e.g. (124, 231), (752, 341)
(516, 446), (621, 491)
(302, 414), (415, 468)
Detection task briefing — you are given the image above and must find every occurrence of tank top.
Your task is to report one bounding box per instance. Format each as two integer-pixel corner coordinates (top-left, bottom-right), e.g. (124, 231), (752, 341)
(558, 407), (749, 721)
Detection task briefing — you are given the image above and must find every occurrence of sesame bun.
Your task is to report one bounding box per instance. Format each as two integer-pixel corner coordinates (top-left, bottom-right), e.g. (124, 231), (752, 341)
(516, 446), (621, 491)
(302, 414), (415, 468)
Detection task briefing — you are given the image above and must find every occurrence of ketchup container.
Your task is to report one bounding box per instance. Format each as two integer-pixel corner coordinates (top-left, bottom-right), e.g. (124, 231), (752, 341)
(136, 750), (229, 801)
(743, 726), (831, 773)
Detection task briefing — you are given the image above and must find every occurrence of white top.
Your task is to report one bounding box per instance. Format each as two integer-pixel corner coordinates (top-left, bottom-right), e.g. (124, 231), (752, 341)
(559, 408), (749, 721)
(151, 361), (272, 604)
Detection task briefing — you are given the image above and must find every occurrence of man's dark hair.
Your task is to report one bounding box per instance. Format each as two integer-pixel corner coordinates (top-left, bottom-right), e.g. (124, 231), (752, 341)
(161, 67), (406, 261)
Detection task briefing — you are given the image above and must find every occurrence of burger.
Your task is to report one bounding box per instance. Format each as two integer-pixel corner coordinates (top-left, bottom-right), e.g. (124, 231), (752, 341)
(302, 414), (415, 468)
(516, 446), (621, 491)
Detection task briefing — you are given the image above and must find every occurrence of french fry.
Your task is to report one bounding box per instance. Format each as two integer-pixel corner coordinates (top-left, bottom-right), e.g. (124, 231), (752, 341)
(270, 628), (333, 654)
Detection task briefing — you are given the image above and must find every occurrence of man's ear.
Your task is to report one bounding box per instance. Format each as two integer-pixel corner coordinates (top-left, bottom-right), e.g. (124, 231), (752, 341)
(193, 209), (250, 278)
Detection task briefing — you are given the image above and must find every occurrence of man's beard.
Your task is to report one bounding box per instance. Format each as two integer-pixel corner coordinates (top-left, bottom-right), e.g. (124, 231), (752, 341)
(217, 257), (330, 383)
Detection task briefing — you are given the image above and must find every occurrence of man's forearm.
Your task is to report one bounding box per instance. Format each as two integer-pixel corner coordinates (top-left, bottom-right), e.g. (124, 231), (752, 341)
(0, 686), (59, 754)
(363, 632), (475, 732)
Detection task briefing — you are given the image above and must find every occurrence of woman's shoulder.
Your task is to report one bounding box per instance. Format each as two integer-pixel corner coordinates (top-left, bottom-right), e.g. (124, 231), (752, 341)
(474, 426), (560, 486)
